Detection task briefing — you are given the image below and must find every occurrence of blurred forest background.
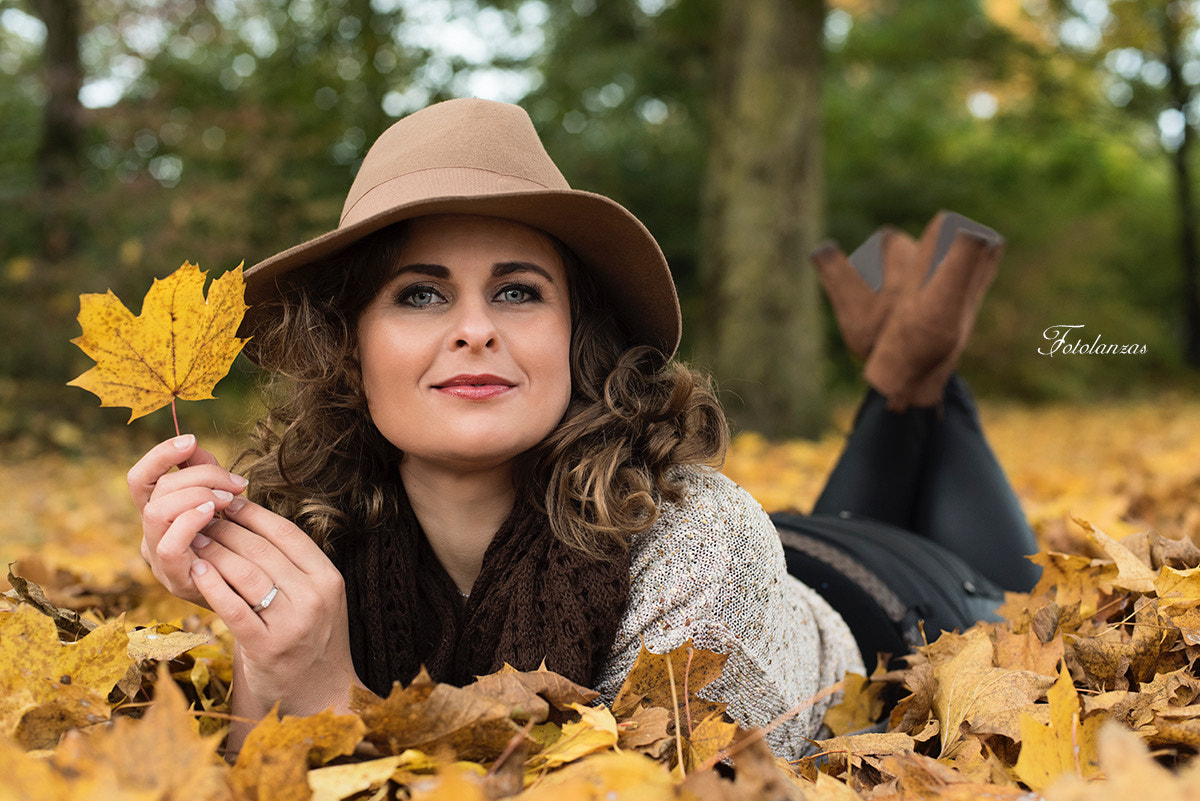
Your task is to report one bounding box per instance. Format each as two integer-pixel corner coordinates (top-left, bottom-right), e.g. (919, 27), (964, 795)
(1, 0), (1197, 449)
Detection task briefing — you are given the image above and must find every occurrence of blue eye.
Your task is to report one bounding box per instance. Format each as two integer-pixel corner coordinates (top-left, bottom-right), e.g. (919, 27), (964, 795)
(398, 285), (444, 307)
(497, 284), (541, 303)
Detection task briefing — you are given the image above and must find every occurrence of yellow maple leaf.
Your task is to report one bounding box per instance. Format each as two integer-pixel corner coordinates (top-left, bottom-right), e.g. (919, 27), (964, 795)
(68, 261), (248, 422)
(1013, 665), (1102, 793)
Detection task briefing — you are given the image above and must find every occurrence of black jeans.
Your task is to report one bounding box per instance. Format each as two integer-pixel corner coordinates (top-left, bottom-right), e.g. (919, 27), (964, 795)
(777, 375), (1040, 666)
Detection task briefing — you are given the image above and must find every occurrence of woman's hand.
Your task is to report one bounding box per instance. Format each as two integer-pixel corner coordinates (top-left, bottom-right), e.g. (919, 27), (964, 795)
(191, 495), (361, 722)
(130, 434), (250, 608)
(129, 434), (363, 743)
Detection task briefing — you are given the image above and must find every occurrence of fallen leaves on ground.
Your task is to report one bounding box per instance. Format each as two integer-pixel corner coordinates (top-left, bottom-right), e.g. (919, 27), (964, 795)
(8, 398), (1200, 797)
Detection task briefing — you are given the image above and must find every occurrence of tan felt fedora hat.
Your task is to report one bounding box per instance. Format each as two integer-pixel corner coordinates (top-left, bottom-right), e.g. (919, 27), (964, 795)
(242, 97), (681, 357)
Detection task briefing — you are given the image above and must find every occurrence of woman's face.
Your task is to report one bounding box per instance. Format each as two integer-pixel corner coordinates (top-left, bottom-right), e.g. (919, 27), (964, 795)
(356, 214), (573, 475)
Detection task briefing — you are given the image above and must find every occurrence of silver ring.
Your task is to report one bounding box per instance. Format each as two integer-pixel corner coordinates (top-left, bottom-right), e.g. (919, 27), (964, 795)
(251, 586), (279, 613)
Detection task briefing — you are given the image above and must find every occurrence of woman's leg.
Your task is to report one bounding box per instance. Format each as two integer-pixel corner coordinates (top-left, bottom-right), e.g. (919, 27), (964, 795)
(812, 374), (1040, 593)
(810, 388), (938, 529)
(912, 374), (1041, 591)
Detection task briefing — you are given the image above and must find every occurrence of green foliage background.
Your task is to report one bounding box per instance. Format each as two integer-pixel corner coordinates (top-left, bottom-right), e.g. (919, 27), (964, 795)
(0, 0), (1193, 448)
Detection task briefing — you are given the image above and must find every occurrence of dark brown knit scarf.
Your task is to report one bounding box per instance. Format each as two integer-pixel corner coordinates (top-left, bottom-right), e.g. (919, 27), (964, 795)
(330, 482), (630, 694)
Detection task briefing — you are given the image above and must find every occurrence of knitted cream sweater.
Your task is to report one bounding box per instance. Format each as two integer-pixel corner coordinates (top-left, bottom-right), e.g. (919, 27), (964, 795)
(592, 466), (864, 761)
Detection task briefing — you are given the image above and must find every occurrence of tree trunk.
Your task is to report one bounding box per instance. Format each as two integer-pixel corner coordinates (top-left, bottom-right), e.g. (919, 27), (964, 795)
(1161, 2), (1200, 367)
(31, 0), (85, 262)
(698, 0), (828, 437)
(32, 0), (84, 193)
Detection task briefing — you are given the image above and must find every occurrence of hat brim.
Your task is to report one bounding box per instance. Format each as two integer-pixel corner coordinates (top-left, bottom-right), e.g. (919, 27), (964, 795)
(241, 189), (681, 358)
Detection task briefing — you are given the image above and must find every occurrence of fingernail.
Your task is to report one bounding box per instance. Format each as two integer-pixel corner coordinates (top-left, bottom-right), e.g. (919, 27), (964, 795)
(196, 500), (215, 514)
(192, 532), (212, 549)
(173, 434), (195, 450)
(226, 496), (246, 513)
(809, 240), (839, 262)
(191, 559), (208, 576)
(230, 473), (249, 488)
(214, 490), (234, 503)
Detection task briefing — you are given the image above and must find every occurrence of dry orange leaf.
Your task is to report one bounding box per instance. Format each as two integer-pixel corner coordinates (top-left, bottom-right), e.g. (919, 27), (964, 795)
(68, 261), (248, 422)
(611, 639), (728, 727)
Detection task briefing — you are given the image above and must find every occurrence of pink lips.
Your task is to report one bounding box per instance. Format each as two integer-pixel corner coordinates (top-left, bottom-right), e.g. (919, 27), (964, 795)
(433, 374), (515, 400)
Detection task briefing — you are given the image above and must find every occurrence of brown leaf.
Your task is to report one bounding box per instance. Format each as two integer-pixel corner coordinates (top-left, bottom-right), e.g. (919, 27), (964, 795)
(353, 668), (525, 762)
(232, 706), (366, 801)
(888, 662), (937, 737)
(993, 625), (1064, 677)
(464, 662), (598, 723)
(878, 752), (1030, 801)
(611, 639), (729, 733)
(1069, 632), (1133, 693)
(5, 565), (96, 642)
(617, 704), (671, 751)
(1026, 550), (1116, 620)
(930, 627), (1055, 757)
(681, 734), (804, 801)
(68, 261), (248, 421)
(810, 731), (917, 774)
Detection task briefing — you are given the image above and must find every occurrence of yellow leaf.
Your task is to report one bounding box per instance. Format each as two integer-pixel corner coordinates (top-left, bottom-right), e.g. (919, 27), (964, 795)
(823, 672), (886, 736)
(47, 668), (230, 800)
(68, 261), (248, 421)
(0, 605), (132, 749)
(1013, 666), (1102, 792)
(530, 703), (619, 769)
(683, 713), (738, 772)
(308, 756), (404, 801)
(1076, 517), (1156, 594)
(407, 762), (489, 801)
(519, 751), (675, 800)
(126, 623), (213, 663)
(1155, 566), (1200, 610)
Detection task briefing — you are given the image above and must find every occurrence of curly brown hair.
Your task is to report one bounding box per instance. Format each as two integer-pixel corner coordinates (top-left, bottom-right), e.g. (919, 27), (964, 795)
(236, 220), (729, 559)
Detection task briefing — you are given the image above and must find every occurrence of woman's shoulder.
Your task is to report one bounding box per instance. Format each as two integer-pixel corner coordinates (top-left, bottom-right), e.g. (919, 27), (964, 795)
(634, 464), (778, 561)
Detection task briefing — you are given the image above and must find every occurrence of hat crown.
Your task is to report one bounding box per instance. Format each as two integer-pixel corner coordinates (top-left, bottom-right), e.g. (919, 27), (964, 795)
(341, 99), (570, 223)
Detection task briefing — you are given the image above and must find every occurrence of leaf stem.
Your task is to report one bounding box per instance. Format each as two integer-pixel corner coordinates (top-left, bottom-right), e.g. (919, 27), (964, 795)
(666, 655), (686, 777)
(171, 396), (181, 437)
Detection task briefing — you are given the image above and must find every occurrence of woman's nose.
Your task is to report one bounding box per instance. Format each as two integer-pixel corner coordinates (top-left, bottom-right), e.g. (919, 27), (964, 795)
(450, 298), (498, 351)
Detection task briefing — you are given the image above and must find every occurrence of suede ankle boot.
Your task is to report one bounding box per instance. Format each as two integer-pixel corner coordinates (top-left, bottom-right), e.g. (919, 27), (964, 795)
(811, 227), (918, 361)
(810, 212), (956, 360)
(863, 227), (1003, 411)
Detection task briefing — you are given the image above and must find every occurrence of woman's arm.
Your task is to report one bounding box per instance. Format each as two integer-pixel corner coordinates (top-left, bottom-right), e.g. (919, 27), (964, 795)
(594, 467), (863, 761)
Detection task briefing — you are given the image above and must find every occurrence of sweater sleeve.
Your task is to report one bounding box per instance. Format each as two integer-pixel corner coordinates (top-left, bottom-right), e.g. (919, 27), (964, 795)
(592, 466), (865, 761)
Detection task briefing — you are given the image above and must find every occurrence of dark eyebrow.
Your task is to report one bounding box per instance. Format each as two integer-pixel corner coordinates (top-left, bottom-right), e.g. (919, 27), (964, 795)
(387, 261), (555, 283)
(391, 263), (450, 280)
(493, 261), (555, 282)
